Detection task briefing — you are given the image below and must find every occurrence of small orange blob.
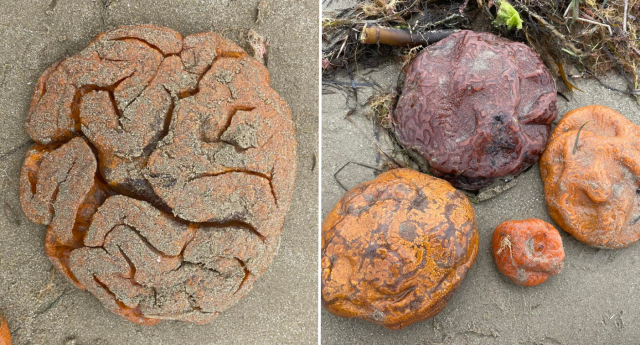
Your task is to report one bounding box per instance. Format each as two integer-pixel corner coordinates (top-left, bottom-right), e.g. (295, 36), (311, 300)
(492, 219), (564, 286)
(0, 315), (11, 345)
(322, 168), (478, 329)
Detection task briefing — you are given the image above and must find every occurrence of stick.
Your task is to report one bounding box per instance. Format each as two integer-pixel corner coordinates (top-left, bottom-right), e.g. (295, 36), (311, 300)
(624, 0), (629, 32)
(576, 17), (612, 35)
(333, 162), (381, 192)
(584, 70), (640, 95)
(322, 79), (375, 87)
(360, 25), (456, 47)
(563, 2), (572, 18)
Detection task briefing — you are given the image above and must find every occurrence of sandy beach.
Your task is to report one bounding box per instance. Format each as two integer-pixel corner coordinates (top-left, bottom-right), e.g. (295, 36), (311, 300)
(321, 59), (640, 343)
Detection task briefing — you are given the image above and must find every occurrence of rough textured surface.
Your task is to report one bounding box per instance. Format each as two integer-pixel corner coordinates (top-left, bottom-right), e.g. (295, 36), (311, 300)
(20, 138), (113, 290)
(19, 25), (297, 326)
(322, 43), (640, 342)
(0, 0), (317, 343)
(0, 315), (10, 345)
(392, 30), (557, 190)
(322, 168), (479, 329)
(541, 105), (640, 249)
(492, 219), (564, 286)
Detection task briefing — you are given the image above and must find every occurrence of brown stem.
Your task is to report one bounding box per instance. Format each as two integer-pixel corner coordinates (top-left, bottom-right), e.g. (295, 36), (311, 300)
(360, 25), (456, 47)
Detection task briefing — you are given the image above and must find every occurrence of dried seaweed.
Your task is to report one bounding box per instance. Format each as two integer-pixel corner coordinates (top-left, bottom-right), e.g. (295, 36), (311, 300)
(323, 0), (640, 98)
(366, 91), (397, 128)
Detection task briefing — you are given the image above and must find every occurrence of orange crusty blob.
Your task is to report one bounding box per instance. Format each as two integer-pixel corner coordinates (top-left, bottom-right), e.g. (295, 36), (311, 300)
(0, 315), (10, 345)
(540, 105), (640, 249)
(321, 168), (478, 329)
(20, 25), (297, 325)
(492, 219), (564, 286)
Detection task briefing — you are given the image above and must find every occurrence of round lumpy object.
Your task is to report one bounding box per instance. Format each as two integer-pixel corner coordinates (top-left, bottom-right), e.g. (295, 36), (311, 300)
(492, 219), (564, 286)
(392, 30), (557, 190)
(541, 105), (640, 249)
(20, 25), (297, 325)
(321, 168), (478, 329)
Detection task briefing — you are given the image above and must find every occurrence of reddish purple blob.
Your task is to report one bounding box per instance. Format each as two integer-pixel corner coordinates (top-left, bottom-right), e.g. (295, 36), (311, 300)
(392, 30), (557, 190)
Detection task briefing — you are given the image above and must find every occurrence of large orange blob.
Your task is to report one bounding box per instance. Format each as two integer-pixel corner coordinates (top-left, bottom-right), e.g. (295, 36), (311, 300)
(321, 168), (478, 329)
(492, 219), (564, 286)
(540, 105), (640, 248)
(20, 25), (297, 325)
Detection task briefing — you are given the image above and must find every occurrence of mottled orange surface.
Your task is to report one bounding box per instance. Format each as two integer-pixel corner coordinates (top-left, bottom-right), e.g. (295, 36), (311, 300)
(20, 25), (296, 325)
(0, 315), (9, 345)
(541, 105), (640, 248)
(492, 219), (564, 286)
(321, 168), (478, 329)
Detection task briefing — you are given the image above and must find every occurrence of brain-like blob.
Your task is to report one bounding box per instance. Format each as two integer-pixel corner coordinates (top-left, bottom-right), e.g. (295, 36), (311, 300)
(392, 30), (557, 190)
(492, 219), (564, 286)
(541, 106), (640, 249)
(321, 168), (478, 329)
(19, 25), (297, 325)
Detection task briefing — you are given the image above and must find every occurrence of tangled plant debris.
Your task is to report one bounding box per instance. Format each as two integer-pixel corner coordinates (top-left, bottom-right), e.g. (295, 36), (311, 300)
(323, 0), (640, 98)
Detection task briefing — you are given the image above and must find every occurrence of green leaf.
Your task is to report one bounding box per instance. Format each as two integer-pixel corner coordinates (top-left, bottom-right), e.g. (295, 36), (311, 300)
(493, 1), (523, 30)
(562, 48), (579, 57)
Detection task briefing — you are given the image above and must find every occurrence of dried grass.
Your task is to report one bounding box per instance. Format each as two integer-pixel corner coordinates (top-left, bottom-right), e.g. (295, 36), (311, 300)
(323, 0), (640, 98)
(366, 92), (397, 128)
